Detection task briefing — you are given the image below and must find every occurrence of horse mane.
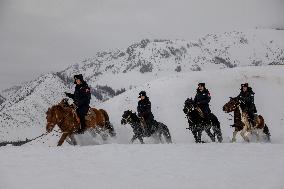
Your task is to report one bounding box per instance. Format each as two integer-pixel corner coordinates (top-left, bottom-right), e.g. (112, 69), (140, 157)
(130, 111), (140, 122)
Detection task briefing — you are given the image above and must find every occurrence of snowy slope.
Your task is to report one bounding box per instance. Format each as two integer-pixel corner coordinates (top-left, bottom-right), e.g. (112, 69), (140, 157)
(0, 85), (21, 99)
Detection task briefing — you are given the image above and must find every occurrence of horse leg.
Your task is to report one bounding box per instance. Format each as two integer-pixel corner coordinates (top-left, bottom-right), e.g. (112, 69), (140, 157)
(191, 130), (199, 143)
(159, 123), (172, 143)
(231, 130), (238, 143)
(212, 125), (223, 143)
(57, 133), (69, 146)
(163, 128), (172, 144)
(210, 116), (223, 143)
(197, 130), (203, 143)
(130, 134), (138, 143)
(105, 121), (116, 137)
(68, 134), (77, 145)
(154, 131), (162, 144)
(252, 129), (260, 142)
(205, 127), (215, 142)
(138, 135), (144, 144)
(240, 127), (250, 142)
(263, 124), (271, 142)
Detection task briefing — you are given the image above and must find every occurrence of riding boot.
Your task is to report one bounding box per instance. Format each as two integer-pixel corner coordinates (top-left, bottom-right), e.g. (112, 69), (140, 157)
(78, 116), (86, 134)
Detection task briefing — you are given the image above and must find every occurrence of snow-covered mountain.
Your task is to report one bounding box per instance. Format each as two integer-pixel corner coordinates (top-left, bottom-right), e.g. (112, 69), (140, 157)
(59, 29), (284, 99)
(0, 29), (284, 142)
(0, 85), (22, 100)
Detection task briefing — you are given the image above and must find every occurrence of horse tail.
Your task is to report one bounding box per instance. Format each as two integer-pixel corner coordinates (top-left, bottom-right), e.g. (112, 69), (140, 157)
(99, 109), (116, 137)
(158, 122), (172, 143)
(263, 124), (271, 142)
(210, 113), (223, 143)
(99, 109), (110, 123)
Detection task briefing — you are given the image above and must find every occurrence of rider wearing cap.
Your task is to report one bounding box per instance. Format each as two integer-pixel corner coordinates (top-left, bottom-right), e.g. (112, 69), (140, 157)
(237, 83), (257, 125)
(137, 91), (155, 136)
(65, 74), (91, 133)
(194, 83), (211, 120)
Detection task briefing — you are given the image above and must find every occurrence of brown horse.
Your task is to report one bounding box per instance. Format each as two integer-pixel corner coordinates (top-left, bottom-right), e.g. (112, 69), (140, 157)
(223, 97), (270, 142)
(46, 99), (115, 146)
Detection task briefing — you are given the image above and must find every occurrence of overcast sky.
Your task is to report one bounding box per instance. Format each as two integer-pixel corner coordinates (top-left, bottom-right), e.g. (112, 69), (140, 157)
(0, 0), (283, 91)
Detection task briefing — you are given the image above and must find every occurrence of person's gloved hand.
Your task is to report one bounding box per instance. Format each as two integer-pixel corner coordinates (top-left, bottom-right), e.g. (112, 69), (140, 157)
(65, 92), (71, 97)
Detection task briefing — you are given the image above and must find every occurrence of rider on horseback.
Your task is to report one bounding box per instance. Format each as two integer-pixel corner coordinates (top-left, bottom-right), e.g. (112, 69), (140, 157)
(65, 74), (91, 133)
(194, 83), (212, 121)
(237, 83), (257, 126)
(137, 91), (155, 136)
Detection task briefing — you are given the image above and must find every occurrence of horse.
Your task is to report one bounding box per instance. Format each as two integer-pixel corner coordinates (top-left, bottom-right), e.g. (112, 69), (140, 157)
(46, 99), (116, 146)
(223, 97), (271, 142)
(183, 98), (223, 143)
(121, 110), (172, 144)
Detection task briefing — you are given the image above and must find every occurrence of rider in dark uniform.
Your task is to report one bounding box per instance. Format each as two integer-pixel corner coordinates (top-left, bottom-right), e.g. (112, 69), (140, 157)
(194, 83), (212, 121)
(137, 91), (155, 136)
(65, 74), (91, 133)
(237, 83), (257, 125)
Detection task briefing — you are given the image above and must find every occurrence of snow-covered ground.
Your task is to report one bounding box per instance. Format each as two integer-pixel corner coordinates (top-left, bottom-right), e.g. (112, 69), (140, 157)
(1, 144), (284, 189)
(1, 66), (284, 189)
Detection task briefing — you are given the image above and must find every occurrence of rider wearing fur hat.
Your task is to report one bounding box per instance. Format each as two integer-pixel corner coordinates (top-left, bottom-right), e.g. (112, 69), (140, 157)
(237, 83), (257, 125)
(65, 74), (91, 133)
(137, 91), (155, 136)
(194, 83), (211, 120)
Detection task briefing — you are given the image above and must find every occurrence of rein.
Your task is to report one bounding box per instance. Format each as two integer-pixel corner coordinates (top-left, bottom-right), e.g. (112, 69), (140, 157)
(26, 129), (73, 144)
(122, 114), (132, 123)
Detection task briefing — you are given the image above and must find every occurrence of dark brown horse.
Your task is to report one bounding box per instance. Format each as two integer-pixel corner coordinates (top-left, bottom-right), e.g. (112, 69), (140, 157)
(223, 97), (270, 142)
(46, 99), (115, 146)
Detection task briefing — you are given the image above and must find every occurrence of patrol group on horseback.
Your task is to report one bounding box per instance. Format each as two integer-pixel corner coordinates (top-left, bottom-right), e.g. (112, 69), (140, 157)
(62, 73), (269, 144)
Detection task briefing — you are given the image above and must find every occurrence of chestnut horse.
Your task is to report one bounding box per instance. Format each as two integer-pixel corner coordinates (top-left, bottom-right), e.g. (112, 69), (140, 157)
(223, 97), (270, 142)
(46, 99), (115, 146)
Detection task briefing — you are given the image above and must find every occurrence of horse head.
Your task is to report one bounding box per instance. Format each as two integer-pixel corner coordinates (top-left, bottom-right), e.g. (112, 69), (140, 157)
(223, 97), (240, 113)
(183, 98), (195, 114)
(59, 98), (70, 107)
(46, 106), (59, 133)
(121, 110), (137, 125)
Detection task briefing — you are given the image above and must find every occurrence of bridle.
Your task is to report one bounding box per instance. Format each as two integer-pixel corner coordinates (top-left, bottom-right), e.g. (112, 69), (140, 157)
(226, 98), (241, 113)
(184, 102), (195, 114)
(122, 114), (132, 123)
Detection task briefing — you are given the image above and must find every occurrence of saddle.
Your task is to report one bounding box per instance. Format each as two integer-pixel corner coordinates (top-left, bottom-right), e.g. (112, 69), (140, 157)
(85, 108), (97, 121)
(139, 117), (152, 136)
(70, 106), (97, 123)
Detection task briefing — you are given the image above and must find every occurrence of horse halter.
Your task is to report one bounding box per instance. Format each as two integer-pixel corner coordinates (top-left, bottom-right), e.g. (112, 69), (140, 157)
(122, 114), (132, 123)
(229, 99), (241, 112)
(46, 121), (56, 132)
(185, 103), (194, 114)
(46, 106), (64, 132)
